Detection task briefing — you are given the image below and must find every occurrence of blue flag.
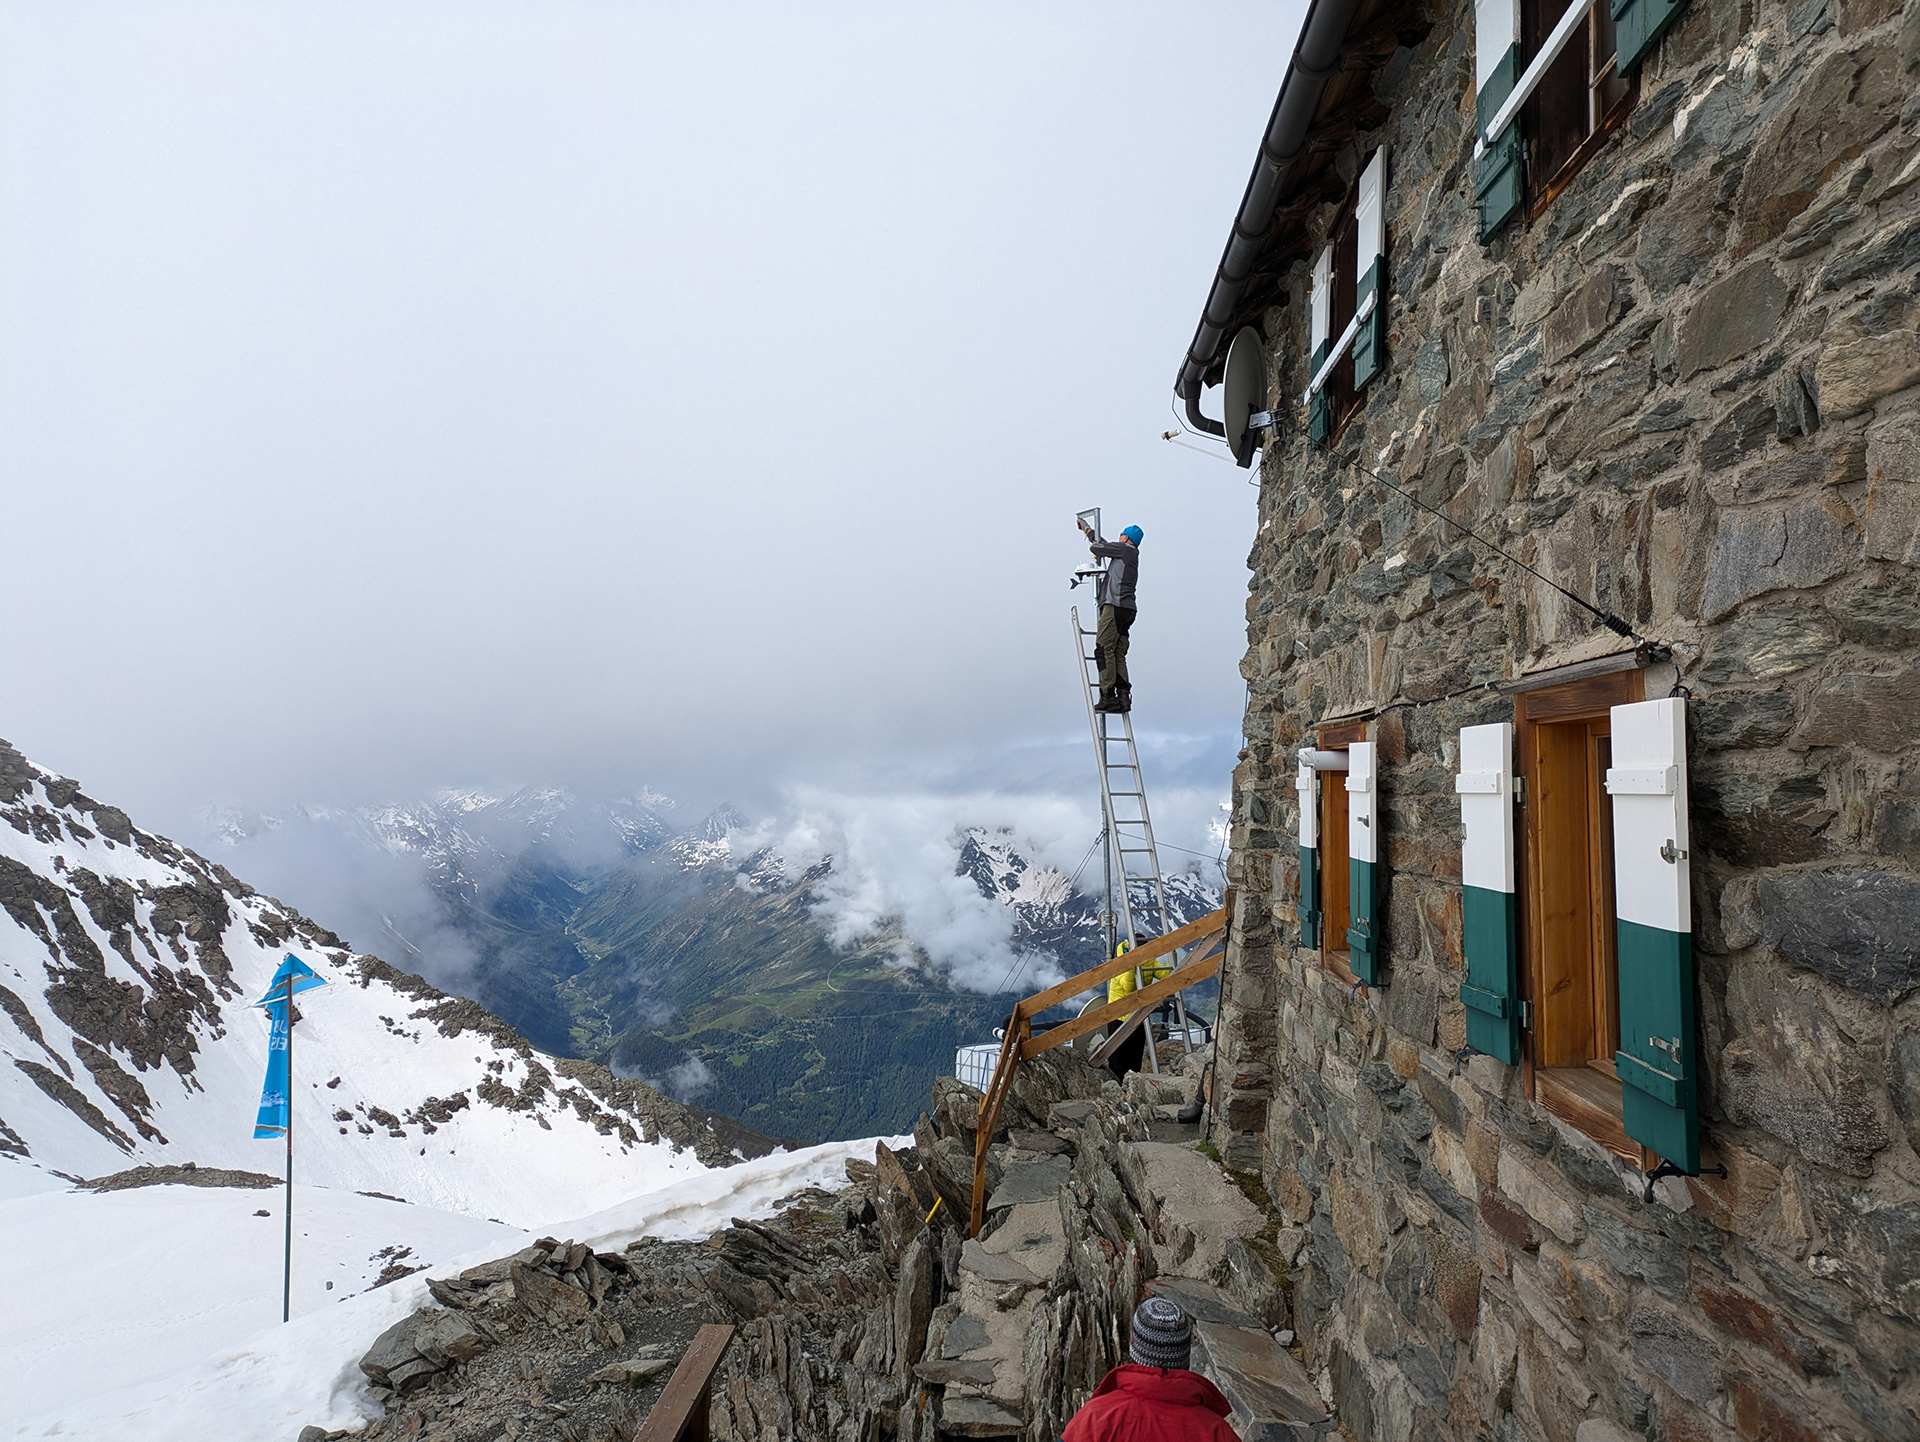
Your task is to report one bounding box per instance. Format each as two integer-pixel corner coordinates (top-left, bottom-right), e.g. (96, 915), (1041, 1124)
(254, 955), (327, 1140)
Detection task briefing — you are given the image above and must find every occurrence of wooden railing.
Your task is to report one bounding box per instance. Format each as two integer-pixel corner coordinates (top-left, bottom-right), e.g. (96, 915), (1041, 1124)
(967, 894), (1233, 1237)
(635, 1324), (735, 1442)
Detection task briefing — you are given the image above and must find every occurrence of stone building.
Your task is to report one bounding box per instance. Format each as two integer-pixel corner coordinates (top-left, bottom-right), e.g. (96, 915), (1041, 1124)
(1179, 0), (1920, 1437)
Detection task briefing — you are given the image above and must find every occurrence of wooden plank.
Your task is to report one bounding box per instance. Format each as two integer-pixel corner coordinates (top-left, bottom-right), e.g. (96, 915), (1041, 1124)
(635, 1324), (735, 1442)
(1021, 939), (1224, 1060)
(1014, 907), (1226, 1019)
(970, 1012), (1027, 1237)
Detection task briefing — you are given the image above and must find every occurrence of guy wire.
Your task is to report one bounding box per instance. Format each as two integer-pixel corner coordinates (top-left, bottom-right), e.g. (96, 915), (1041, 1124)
(1335, 452), (1662, 654)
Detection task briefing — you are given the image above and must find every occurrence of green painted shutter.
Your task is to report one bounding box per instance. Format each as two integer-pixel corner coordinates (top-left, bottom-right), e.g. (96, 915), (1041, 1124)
(1606, 698), (1699, 1173)
(1474, 0), (1523, 241)
(1456, 723), (1520, 1064)
(1296, 760), (1321, 948)
(1346, 742), (1379, 984)
(1611, 0), (1688, 75)
(1352, 150), (1388, 390)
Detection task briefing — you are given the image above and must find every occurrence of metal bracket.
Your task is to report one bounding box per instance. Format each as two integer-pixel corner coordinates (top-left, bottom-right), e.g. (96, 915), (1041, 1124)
(1660, 839), (1688, 864)
(1350, 977), (1367, 1001)
(1642, 1159), (1726, 1204)
(1647, 1035), (1682, 1062)
(1450, 1044), (1478, 1078)
(1513, 775), (1526, 806)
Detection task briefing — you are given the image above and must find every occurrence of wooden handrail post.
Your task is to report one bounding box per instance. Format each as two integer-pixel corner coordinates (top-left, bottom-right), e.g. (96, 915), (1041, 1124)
(635, 1324), (735, 1442)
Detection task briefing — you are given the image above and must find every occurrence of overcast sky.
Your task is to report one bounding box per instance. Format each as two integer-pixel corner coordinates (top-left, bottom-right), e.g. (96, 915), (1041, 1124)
(1, 1), (1299, 849)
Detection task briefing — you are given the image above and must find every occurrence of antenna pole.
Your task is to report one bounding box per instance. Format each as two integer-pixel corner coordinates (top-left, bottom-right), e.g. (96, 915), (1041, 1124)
(283, 970), (294, 1325)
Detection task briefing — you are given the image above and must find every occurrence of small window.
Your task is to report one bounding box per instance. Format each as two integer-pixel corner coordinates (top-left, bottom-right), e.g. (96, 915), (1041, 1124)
(1324, 203), (1361, 435)
(1516, 670), (1645, 1159)
(1521, 0), (1635, 212)
(1314, 721), (1366, 983)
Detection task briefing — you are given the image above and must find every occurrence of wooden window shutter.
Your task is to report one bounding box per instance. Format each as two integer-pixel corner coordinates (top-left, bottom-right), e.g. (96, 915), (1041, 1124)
(1296, 760), (1320, 948)
(1457, 723), (1520, 1063)
(1345, 742), (1379, 984)
(1308, 246), (1334, 449)
(1474, 0), (1524, 240)
(1605, 697), (1699, 1172)
(1352, 149), (1388, 390)
(1611, 0), (1687, 74)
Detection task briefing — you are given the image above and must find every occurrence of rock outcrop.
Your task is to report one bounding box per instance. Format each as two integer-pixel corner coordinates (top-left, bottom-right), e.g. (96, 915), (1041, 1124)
(341, 1044), (1331, 1441)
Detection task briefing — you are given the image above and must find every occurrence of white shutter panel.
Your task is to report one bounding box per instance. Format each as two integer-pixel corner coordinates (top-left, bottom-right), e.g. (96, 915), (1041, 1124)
(1309, 247), (1332, 360)
(1296, 759), (1320, 948)
(1353, 148), (1388, 388)
(1345, 742), (1379, 983)
(1456, 723), (1519, 1062)
(1605, 697), (1700, 1172)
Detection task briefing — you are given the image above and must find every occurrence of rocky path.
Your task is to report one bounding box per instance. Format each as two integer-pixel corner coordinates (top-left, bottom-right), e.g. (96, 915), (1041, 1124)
(314, 1046), (1332, 1442)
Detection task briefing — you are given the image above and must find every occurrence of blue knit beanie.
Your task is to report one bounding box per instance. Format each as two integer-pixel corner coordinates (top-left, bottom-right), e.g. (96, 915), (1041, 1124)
(1122, 525), (1143, 545)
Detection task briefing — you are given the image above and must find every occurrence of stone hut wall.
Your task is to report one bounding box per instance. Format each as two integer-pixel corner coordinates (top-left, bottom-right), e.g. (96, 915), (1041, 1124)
(1209, 1), (1920, 1438)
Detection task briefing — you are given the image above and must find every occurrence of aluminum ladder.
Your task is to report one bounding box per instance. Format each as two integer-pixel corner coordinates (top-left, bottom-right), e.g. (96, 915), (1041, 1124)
(1071, 605), (1195, 1074)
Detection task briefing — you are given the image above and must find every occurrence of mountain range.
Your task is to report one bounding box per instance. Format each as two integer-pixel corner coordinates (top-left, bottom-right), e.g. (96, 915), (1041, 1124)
(204, 784), (1223, 1140)
(0, 739), (780, 1219)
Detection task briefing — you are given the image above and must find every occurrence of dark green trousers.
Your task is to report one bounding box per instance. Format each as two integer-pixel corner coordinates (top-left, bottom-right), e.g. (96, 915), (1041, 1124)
(1095, 604), (1135, 696)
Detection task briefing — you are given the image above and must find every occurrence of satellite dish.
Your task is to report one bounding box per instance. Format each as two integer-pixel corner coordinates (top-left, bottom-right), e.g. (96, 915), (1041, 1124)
(1223, 326), (1267, 469)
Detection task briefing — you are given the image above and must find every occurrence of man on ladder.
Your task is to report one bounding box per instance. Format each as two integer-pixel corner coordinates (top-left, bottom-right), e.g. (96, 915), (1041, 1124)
(1077, 517), (1141, 713)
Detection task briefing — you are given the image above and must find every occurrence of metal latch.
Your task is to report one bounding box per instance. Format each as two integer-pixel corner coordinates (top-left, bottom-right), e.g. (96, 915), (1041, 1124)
(1660, 839), (1687, 864)
(1648, 1035), (1682, 1061)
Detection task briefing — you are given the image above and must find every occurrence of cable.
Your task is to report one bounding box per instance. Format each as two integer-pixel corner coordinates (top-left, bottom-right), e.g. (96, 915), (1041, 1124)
(1340, 454), (1664, 654)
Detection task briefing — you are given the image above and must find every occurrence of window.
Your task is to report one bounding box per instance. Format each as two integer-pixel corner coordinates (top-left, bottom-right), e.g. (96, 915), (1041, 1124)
(1319, 754), (1353, 980)
(1515, 669), (1644, 1160)
(1306, 150), (1386, 448)
(1472, 0), (1680, 238)
(1459, 677), (1701, 1173)
(1520, 0), (1634, 212)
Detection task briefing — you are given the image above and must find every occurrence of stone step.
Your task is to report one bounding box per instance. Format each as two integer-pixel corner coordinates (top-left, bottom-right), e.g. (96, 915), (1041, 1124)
(1149, 1279), (1331, 1442)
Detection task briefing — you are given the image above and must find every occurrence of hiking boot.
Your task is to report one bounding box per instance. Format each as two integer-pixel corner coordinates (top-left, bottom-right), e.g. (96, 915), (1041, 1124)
(1093, 695), (1124, 713)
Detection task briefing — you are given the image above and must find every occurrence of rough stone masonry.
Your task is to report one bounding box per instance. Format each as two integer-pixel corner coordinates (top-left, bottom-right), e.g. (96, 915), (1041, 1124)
(1206, 0), (1920, 1439)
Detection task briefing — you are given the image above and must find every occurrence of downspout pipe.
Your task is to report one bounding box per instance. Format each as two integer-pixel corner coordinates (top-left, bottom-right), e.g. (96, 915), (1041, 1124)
(1176, 0), (1362, 434)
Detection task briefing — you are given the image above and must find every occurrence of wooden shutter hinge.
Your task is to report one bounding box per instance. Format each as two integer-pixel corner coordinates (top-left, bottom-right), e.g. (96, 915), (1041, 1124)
(1518, 999), (1533, 1030)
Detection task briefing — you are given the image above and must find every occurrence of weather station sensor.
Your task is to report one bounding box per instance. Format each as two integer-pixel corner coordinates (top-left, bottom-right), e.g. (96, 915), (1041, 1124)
(1224, 326), (1271, 468)
(1071, 508), (1106, 590)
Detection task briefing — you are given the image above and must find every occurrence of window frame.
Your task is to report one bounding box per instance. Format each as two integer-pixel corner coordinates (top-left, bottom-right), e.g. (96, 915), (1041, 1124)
(1519, 0), (1638, 220)
(1514, 668), (1648, 1162)
(1315, 720), (1367, 985)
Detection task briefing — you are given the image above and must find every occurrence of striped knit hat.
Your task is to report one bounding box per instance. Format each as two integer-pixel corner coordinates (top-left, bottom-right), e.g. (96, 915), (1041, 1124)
(1128, 1297), (1192, 1369)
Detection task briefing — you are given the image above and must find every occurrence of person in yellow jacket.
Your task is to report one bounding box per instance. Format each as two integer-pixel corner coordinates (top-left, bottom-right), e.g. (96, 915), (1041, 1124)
(1102, 940), (1169, 1079)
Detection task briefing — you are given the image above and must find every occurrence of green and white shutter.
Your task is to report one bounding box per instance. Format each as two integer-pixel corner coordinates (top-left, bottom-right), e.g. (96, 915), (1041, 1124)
(1613, 0), (1689, 75)
(1473, 0), (1523, 240)
(1352, 148), (1388, 390)
(1456, 723), (1520, 1063)
(1307, 246), (1333, 449)
(1346, 742), (1379, 984)
(1296, 759), (1321, 948)
(1605, 697), (1699, 1173)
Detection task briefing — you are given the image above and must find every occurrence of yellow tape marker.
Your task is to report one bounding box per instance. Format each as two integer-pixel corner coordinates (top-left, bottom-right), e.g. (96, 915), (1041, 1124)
(925, 1196), (944, 1225)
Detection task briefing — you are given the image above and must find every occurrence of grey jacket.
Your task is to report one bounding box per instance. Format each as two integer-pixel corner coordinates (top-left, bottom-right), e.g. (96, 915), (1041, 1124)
(1090, 540), (1139, 610)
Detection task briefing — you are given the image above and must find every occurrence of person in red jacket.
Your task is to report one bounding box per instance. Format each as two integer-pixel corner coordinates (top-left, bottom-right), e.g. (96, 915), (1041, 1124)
(1061, 1297), (1242, 1441)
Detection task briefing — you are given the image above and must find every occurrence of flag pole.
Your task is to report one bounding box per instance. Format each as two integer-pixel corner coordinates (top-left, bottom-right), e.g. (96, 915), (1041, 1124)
(283, 968), (294, 1324)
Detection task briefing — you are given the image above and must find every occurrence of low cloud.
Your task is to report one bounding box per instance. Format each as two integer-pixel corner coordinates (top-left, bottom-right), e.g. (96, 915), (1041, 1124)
(732, 779), (1226, 996)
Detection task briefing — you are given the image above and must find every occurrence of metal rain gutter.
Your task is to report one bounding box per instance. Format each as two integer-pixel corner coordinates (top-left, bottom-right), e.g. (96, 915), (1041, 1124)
(1175, 0), (1364, 436)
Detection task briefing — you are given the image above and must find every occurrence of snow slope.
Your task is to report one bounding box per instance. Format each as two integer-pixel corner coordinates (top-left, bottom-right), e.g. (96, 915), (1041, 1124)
(2, 1137), (885, 1441)
(0, 1180), (522, 1424)
(0, 738), (775, 1225)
